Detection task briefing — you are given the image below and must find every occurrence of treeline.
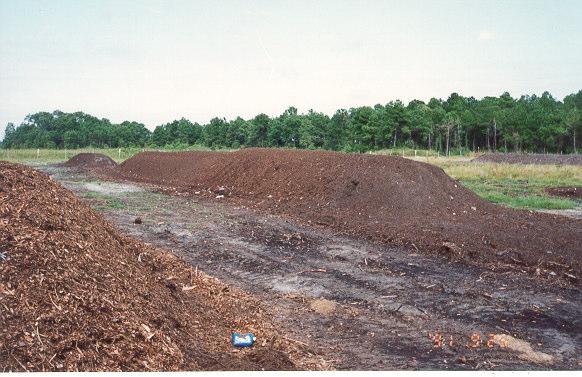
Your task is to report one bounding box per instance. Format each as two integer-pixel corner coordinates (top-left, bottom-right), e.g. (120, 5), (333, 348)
(3, 90), (581, 153)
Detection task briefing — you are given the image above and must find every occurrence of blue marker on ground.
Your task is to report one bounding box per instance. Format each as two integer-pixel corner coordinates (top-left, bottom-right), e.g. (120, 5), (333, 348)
(231, 333), (256, 347)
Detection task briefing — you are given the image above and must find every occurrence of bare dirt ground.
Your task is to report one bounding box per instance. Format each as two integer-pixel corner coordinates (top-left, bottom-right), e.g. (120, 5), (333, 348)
(38, 165), (582, 370)
(538, 208), (582, 220)
(546, 187), (582, 200)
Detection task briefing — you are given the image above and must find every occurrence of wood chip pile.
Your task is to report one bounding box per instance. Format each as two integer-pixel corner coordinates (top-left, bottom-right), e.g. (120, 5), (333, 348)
(0, 162), (309, 371)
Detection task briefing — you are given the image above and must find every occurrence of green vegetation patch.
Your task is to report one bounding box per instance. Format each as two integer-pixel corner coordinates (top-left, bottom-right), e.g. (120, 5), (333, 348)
(461, 179), (578, 210)
(82, 191), (126, 210)
(82, 191), (109, 199)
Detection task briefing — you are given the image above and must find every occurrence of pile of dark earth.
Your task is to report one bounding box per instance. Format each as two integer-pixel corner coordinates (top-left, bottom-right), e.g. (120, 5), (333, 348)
(107, 148), (581, 283)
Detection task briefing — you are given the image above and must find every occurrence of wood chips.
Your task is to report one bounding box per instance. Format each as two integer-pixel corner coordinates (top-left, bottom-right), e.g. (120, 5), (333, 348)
(0, 162), (313, 371)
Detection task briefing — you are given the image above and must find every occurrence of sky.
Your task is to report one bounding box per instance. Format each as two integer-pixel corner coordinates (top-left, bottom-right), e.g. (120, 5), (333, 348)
(1, 0), (581, 138)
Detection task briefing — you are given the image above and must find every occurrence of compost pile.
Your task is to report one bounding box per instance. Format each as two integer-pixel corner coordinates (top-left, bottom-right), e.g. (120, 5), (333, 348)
(62, 153), (117, 170)
(473, 153), (582, 166)
(112, 149), (582, 278)
(0, 162), (305, 371)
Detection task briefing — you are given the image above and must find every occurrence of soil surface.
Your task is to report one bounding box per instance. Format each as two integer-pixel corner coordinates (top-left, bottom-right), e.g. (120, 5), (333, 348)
(0, 162), (316, 372)
(473, 153), (582, 166)
(61, 153), (117, 170)
(37, 164), (582, 370)
(107, 149), (582, 282)
(546, 187), (582, 200)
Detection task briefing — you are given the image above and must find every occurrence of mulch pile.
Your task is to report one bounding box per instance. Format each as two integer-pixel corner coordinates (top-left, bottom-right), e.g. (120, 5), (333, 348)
(472, 153), (582, 165)
(0, 161), (313, 371)
(546, 187), (582, 199)
(111, 148), (582, 281)
(62, 153), (117, 170)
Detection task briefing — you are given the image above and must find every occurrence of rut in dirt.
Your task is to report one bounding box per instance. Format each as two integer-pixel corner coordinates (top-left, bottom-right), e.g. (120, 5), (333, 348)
(107, 148), (582, 281)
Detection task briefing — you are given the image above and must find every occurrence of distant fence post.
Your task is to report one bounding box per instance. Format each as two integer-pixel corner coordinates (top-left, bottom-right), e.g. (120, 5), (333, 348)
(118, 148), (121, 159)
(37, 148), (40, 159)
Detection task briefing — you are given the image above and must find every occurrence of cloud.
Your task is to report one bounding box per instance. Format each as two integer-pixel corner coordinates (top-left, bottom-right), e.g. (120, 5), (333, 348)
(478, 30), (494, 41)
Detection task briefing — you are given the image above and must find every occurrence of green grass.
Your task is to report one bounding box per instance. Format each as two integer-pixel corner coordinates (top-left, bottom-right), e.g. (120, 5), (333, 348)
(95, 198), (126, 211)
(390, 154), (581, 210)
(82, 191), (126, 210)
(82, 191), (107, 199)
(397, 154), (582, 210)
(0, 145), (217, 164)
(461, 179), (577, 209)
(103, 198), (126, 209)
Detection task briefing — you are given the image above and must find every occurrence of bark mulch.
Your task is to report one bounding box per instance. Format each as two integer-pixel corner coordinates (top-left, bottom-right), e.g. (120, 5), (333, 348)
(0, 162), (315, 371)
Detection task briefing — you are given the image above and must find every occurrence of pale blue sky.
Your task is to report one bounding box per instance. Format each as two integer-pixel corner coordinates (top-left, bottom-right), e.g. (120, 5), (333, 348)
(1, 0), (581, 137)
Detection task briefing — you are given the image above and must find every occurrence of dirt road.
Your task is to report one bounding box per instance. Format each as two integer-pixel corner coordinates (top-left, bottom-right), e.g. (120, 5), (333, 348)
(41, 165), (582, 370)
